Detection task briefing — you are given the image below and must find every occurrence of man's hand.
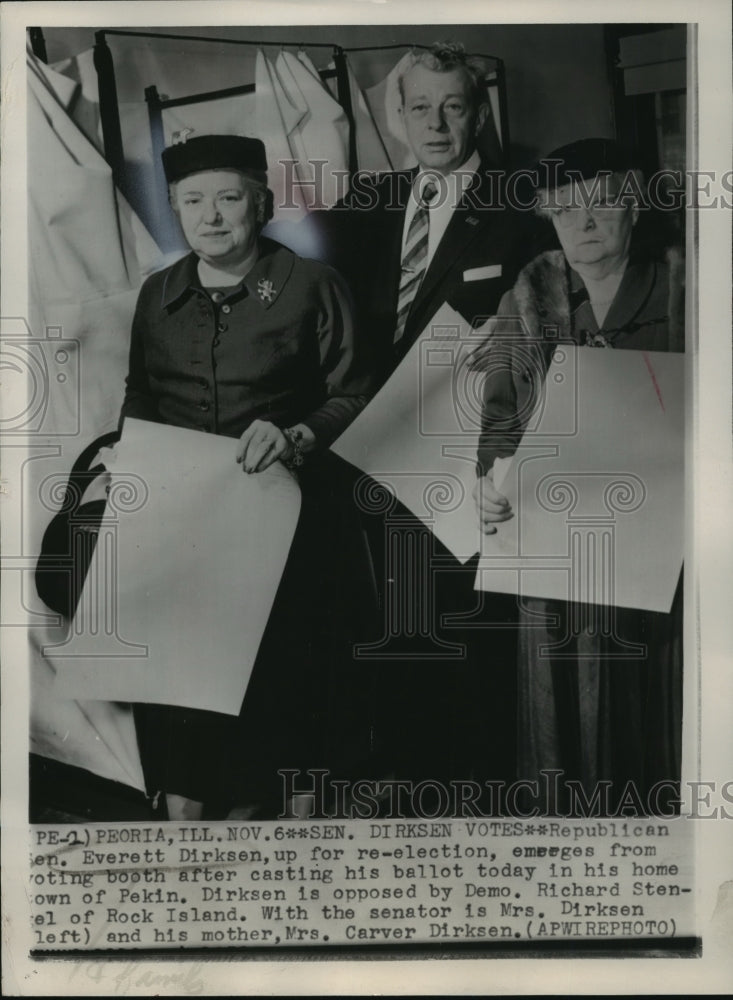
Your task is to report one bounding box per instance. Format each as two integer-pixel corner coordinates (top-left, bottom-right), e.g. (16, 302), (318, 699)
(236, 420), (291, 473)
(473, 472), (513, 534)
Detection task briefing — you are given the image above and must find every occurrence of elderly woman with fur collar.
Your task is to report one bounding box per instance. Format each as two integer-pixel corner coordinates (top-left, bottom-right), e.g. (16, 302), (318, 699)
(473, 138), (684, 814)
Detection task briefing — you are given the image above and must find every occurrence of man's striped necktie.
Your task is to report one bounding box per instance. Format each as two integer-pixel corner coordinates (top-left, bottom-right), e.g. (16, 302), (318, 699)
(393, 178), (439, 345)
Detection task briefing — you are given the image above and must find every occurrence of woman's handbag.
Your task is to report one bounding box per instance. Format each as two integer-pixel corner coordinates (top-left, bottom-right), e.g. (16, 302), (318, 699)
(35, 431), (120, 619)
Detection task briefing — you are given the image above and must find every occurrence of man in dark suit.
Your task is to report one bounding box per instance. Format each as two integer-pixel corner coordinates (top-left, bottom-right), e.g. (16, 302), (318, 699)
(306, 42), (525, 385)
(301, 43), (524, 807)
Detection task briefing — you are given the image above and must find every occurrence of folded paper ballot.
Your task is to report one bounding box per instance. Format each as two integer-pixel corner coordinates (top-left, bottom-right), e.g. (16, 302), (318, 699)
(49, 418), (301, 715)
(475, 347), (684, 613)
(332, 302), (487, 562)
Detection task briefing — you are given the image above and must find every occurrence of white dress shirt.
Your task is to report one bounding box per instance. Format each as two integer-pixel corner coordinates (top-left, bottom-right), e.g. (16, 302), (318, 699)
(401, 150), (481, 268)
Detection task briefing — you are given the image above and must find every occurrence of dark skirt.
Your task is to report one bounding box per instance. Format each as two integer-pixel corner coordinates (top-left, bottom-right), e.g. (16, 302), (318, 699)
(356, 495), (519, 797)
(515, 571), (683, 815)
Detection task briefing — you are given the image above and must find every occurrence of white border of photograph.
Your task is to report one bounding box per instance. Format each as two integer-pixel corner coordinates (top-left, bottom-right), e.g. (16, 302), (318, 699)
(2, 0), (731, 995)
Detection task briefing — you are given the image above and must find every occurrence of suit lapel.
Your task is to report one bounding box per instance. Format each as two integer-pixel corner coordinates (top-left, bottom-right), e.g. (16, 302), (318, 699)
(377, 171), (413, 308)
(370, 170), (414, 362)
(406, 168), (499, 335)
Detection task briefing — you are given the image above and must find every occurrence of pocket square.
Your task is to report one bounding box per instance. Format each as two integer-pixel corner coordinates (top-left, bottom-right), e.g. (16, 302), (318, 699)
(463, 264), (502, 282)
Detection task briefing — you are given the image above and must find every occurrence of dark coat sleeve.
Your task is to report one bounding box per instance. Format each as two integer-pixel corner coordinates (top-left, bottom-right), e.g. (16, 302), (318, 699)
(119, 277), (162, 429)
(474, 289), (557, 477)
(299, 264), (375, 446)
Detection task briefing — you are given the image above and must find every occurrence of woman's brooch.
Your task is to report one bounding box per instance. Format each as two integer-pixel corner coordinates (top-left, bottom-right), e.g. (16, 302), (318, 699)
(257, 278), (275, 302)
(586, 331), (611, 348)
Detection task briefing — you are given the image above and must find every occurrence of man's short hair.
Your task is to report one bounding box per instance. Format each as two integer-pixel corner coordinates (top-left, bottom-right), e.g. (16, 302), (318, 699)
(397, 41), (489, 108)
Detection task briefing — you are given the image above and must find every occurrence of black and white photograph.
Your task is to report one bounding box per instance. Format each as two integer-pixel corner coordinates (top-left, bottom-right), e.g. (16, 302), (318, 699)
(1, 0), (731, 994)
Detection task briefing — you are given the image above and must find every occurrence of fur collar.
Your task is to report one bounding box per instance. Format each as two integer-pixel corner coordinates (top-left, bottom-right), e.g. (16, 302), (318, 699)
(511, 247), (684, 347)
(512, 250), (570, 341)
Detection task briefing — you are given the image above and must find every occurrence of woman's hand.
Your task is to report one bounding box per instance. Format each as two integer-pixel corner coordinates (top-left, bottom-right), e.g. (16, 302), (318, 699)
(473, 472), (513, 535)
(236, 420), (291, 473)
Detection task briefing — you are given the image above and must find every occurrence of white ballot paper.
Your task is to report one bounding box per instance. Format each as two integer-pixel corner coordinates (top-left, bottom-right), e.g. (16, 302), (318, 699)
(332, 302), (486, 562)
(475, 346), (684, 613)
(49, 418), (301, 715)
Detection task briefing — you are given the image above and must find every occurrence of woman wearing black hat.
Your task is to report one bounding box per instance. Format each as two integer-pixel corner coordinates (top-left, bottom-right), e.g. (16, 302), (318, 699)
(119, 135), (377, 820)
(473, 137), (684, 814)
(125, 134), (370, 464)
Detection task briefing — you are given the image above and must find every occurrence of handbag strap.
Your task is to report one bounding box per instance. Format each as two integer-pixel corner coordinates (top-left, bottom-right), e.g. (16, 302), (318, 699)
(62, 430), (120, 515)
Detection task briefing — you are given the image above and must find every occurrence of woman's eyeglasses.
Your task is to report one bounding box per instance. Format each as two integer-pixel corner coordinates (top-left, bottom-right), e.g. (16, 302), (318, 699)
(546, 198), (629, 227)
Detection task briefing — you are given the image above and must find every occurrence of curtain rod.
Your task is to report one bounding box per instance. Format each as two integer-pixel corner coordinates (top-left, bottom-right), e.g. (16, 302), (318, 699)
(97, 29), (340, 49)
(95, 30), (502, 65)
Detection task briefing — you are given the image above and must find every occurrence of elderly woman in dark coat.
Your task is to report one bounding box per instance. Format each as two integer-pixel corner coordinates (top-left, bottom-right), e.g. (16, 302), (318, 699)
(120, 135), (376, 820)
(474, 138), (684, 814)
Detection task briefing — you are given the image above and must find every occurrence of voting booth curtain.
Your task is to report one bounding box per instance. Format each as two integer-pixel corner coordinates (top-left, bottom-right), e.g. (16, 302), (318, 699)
(27, 47), (160, 793)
